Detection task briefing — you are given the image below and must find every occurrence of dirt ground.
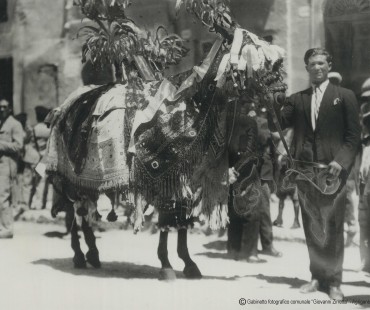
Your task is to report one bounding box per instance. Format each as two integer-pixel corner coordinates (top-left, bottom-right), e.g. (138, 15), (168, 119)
(0, 218), (369, 310)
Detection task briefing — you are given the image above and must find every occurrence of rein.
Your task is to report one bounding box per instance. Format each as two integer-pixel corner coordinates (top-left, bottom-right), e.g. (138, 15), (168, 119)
(265, 93), (341, 195)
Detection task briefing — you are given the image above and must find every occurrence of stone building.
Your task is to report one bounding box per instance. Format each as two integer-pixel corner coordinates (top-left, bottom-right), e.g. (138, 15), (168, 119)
(0, 0), (369, 124)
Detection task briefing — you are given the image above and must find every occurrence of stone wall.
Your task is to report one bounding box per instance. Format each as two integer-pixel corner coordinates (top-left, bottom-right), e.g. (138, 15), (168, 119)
(1, 0), (328, 122)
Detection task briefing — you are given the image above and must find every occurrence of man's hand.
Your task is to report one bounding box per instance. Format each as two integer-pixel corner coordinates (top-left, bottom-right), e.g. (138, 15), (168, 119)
(328, 161), (342, 178)
(229, 167), (240, 184)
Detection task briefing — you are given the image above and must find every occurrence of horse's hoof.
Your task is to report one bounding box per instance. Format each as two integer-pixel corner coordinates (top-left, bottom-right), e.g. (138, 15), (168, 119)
(86, 249), (101, 268)
(291, 221), (300, 229)
(159, 268), (177, 281)
(183, 264), (202, 279)
(73, 252), (86, 269)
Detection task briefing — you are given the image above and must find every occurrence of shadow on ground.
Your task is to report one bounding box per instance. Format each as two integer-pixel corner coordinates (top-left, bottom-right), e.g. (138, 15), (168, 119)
(43, 231), (68, 239)
(244, 274), (307, 289)
(202, 240), (227, 251)
(32, 258), (241, 281)
(344, 281), (370, 288)
(196, 251), (232, 260)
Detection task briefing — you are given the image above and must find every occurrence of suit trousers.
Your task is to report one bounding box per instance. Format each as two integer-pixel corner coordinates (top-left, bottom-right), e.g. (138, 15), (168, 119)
(259, 182), (274, 251)
(0, 171), (15, 234)
(299, 185), (346, 287)
(359, 194), (370, 268)
(227, 190), (260, 258)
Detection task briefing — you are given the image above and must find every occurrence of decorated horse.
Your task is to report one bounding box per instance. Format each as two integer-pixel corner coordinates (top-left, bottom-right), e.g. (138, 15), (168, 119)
(42, 0), (287, 279)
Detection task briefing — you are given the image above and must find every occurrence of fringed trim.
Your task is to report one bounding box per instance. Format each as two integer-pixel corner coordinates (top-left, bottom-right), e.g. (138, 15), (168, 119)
(130, 100), (220, 203)
(208, 203), (229, 230)
(47, 167), (130, 197)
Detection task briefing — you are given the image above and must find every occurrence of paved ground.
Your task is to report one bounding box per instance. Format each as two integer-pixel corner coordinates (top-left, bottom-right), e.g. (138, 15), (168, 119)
(0, 219), (369, 310)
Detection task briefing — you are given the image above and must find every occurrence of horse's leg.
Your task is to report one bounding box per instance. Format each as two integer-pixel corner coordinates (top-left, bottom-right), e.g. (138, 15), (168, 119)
(106, 191), (118, 222)
(273, 199), (284, 227)
(158, 230), (176, 280)
(291, 198), (301, 229)
(178, 228), (202, 279)
(82, 216), (101, 268)
(69, 206), (86, 268)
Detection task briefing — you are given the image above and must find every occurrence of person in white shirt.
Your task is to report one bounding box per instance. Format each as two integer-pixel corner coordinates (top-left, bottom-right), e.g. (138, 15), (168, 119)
(268, 48), (361, 301)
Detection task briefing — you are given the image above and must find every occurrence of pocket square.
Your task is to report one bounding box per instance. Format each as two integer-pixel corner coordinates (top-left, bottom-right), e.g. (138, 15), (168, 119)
(333, 98), (341, 105)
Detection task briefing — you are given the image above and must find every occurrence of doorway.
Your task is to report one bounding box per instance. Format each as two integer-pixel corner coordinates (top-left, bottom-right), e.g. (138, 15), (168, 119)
(0, 57), (13, 108)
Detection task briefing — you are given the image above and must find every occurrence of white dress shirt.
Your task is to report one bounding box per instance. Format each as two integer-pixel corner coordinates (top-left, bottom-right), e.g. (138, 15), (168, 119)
(311, 79), (329, 131)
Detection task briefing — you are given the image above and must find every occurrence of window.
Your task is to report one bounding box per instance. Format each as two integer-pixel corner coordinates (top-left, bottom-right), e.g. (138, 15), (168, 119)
(0, 0), (7, 23)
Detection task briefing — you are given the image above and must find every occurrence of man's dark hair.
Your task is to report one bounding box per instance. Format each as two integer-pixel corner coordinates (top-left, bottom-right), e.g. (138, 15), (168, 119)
(304, 48), (332, 65)
(35, 106), (50, 123)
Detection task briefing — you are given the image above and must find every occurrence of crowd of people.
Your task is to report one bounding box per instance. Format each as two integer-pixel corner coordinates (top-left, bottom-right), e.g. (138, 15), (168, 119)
(0, 47), (370, 302)
(0, 102), (51, 238)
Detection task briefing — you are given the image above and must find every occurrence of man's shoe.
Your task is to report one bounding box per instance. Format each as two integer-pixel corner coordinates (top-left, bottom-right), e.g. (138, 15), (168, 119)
(259, 247), (282, 257)
(227, 249), (239, 261)
(329, 286), (344, 301)
(246, 255), (267, 263)
(358, 261), (370, 273)
(300, 279), (319, 293)
(0, 230), (13, 239)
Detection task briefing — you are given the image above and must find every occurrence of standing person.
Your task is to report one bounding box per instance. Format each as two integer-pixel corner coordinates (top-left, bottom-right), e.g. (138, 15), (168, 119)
(13, 112), (32, 215)
(256, 115), (282, 257)
(227, 98), (265, 263)
(0, 99), (24, 238)
(268, 48), (361, 300)
(328, 71), (358, 247)
(358, 94), (370, 274)
(29, 106), (51, 210)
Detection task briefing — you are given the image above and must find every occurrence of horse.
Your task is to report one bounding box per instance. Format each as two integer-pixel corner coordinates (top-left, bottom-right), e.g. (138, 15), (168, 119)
(43, 26), (286, 280)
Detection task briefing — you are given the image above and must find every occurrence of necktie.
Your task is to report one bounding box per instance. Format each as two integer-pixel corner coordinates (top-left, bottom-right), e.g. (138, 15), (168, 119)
(312, 86), (320, 130)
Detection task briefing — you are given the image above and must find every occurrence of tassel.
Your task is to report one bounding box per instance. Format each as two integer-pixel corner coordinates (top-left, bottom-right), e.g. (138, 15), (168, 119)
(94, 210), (102, 221)
(107, 207), (118, 222)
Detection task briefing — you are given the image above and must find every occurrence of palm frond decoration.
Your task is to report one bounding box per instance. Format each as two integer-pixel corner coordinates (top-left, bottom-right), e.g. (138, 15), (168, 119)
(175, 0), (234, 29)
(74, 0), (189, 82)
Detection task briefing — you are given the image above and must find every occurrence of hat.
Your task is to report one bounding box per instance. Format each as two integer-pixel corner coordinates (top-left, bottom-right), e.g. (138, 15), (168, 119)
(328, 72), (342, 84)
(14, 113), (28, 128)
(361, 78), (370, 98)
(35, 106), (51, 122)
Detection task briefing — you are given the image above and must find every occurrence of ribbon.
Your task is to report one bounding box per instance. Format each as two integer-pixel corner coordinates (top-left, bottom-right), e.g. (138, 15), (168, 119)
(174, 37), (223, 97)
(230, 28), (244, 65)
(128, 78), (177, 153)
(128, 38), (223, 153)
(229, 27), (285, 76)
(214, 53), (230, 87)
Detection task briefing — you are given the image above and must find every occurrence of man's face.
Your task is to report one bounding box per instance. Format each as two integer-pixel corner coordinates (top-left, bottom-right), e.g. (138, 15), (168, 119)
(0, 100), (10, 120)
(305, 54), (332, 85)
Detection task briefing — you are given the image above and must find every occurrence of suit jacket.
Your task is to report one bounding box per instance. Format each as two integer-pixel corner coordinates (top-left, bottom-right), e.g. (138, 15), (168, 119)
(228, 102), (257, 170)
(0, 115), (24, 180)
(256, 116), (274, 182)
(269, 82), (361, 172)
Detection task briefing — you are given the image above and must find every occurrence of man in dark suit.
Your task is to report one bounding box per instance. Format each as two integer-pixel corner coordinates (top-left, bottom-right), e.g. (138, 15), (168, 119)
(256, 115), (282, 257)
(268, 48), (361, 300)
(227, 98), (266, 263)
